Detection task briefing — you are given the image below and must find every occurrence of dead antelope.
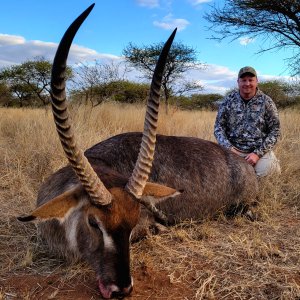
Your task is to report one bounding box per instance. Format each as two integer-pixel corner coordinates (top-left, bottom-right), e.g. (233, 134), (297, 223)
(18, 3), (258, 299)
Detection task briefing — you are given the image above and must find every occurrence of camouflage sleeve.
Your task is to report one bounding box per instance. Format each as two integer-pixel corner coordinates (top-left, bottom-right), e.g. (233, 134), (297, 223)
(253, 98), (281, 157)
(214, 99), (232, 149)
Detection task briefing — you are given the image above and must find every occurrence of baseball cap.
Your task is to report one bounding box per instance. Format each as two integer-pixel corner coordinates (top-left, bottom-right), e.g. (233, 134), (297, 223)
(238, 66), (257, 78)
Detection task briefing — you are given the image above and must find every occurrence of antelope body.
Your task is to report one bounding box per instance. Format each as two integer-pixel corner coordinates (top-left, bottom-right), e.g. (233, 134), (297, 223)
(85, 132), (258, 225)
(18, 4), (258, 299)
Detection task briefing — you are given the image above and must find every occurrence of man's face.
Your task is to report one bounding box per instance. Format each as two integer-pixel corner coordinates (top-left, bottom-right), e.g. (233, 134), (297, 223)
(237, 75), (258, 99)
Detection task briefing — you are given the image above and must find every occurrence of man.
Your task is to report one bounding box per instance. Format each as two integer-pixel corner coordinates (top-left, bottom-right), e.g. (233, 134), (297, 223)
(214, 66), (281, 177)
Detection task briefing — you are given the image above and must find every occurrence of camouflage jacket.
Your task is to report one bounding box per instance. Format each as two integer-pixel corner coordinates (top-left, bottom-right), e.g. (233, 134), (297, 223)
(214, 89), (280, 157)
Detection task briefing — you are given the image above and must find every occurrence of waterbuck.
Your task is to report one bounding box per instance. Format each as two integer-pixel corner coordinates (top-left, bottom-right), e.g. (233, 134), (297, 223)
(18, 3), (258, 299)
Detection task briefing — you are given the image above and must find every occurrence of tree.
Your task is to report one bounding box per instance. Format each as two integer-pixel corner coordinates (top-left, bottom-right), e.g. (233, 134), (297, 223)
(10, 83), (36, 107)
(259, 80), (290, 108)
(204, 0), (300, 75)
(123, 41), (205, 113)
(96, 81), (149, 104)
(71, 80), (149, 105)
(259, 80), (300, 108)
(0, 82), (13, 106)
(72, 59), (130, 106)
(0, 57), (72, 106)
(173, 93), (223, 110)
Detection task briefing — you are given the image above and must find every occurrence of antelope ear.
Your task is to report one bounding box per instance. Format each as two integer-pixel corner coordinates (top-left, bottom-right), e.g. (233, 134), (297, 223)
(141, 182), (181, 205)
(17, 185), (85, 222)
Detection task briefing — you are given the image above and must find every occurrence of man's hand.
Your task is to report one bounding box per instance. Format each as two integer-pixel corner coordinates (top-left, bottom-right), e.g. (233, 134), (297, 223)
(245, 153), (260, 166)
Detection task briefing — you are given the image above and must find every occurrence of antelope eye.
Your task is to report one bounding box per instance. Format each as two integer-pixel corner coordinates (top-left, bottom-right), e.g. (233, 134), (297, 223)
(88, 216), (99, 229)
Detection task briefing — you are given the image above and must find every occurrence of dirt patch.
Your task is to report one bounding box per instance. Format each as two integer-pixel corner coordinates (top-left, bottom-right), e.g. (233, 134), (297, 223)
(1, 265), (193, 300)
(2, 274), (97, 300)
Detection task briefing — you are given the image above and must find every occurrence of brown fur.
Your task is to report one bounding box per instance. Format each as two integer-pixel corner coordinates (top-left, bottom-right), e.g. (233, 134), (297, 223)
(85, 133), (258, 224)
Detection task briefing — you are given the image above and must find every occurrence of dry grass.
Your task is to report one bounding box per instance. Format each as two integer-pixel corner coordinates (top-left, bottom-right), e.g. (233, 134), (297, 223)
(0, 103), (299, 299)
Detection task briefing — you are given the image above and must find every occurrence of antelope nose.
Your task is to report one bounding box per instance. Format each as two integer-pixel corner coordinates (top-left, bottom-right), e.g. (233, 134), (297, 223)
(123, 283), (133, 295)
(111, 284), (133, 299)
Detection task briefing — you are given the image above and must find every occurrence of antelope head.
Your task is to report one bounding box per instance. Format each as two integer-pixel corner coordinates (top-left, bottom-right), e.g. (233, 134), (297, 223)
(18, 4), (178, 299)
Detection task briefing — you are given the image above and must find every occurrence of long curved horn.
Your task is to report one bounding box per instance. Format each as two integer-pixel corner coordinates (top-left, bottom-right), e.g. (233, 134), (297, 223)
(125, 29), (177, 199)
(51, 3), (112, 206)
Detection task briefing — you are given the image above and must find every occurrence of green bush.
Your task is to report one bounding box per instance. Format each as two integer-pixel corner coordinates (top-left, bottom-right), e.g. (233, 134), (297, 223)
(71, 80), (150, 105)
(172, 93), (223, 110)
(106, 81), (149, 103)
(0, 82), (13, 106)
(259, 80), (300, 109)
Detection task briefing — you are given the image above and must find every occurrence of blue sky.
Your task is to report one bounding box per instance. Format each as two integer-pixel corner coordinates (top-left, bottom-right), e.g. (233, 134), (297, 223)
(0, 0), (294, 94)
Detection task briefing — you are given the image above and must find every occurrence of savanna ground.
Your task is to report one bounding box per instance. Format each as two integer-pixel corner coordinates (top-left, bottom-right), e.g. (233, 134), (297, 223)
(0, 102), (300, 300)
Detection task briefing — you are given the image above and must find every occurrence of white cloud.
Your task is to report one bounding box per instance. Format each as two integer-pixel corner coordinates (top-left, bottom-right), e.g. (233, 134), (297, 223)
(185, 64), (237, 94)
(258, 74), (292, 82)
(153, 14), (190, 31)
(0, 34), (119, 67)
(186, 64), (235, 82)
(0, 34), (25, 46)
(238, 37), (255, 46)
(136, 0), (159, 8)
(188, 0), (212, 5)
(201, 83), (230, 95)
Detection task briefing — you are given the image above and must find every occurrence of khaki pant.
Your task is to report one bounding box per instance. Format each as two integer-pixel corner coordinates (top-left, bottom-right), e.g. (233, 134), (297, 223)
(237, 150), (281, 177)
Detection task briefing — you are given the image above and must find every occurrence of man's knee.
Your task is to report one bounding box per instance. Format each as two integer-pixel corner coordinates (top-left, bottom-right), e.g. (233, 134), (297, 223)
(255, 151), (281, 177)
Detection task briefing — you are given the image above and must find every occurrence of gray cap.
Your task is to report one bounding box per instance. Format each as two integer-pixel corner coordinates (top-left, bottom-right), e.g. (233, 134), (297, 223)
(238, 66), (257, 78)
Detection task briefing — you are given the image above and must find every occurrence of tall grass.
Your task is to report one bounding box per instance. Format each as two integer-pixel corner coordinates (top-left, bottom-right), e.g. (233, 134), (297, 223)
(0, 103), (299, 299)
